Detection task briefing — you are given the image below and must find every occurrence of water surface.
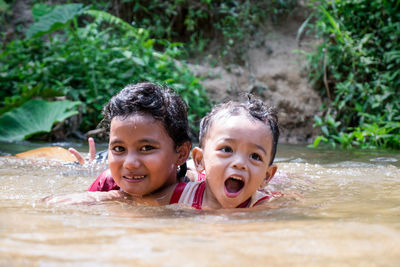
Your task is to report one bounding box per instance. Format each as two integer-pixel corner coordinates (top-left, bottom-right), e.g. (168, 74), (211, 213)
(0, 142), (399, 266)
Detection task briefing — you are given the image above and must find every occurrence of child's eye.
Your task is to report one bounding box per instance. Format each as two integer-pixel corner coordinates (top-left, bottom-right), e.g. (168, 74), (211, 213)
(250, 153), (263, 161)
(219, 146), (233, 153)
(111, 146), (125, 153)
(140, 145), (156, 152)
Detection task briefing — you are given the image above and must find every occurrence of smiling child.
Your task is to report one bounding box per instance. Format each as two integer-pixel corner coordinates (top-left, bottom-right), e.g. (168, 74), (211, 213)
(46, 82), (192, 204)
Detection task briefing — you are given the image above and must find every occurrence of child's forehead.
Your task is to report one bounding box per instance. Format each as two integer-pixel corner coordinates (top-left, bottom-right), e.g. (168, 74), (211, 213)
(212, 109), (260, 126)
(112, 113), (156, 123)
(210, 113), (272, 139)
(111, 113), (162, 130)
(109, 114), (174, 142)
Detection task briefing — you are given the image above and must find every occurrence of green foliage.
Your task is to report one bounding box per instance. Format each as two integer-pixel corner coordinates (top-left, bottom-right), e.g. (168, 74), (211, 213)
(0, 0), (8, 12)
(117, 0), (298, 63)
(0, 99), (81, 142)
(26, 3), (87, 38)
(84, 9), (142, 35)
(0, 3), (210, 137)
(0, 0), (10, 36)
(31, 3), (54, 20)
(307, 0), (400, 149)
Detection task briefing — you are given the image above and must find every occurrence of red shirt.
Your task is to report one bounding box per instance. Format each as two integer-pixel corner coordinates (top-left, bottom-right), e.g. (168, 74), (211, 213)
(87, 169), (120, 192)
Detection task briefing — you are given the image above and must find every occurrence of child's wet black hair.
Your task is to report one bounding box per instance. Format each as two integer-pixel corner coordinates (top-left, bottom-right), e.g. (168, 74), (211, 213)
(198, 95), (279, 166)
(101, 82), (191, 178)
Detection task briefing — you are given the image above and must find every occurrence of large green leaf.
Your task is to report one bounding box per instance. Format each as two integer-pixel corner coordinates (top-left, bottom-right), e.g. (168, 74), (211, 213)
(0, 99), (81, 142)
(26, 3), (86, 38)
(32, 3), (54, 21)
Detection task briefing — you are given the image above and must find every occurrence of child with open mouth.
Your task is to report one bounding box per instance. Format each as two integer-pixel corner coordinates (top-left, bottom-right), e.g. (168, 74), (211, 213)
(151, 96), (282, 209)
(47, 91), (282, 209)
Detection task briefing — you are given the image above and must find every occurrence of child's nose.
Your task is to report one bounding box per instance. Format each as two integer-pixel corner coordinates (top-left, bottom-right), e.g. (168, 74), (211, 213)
(232, 155), (247, 171)
(123, 153), (140, 170)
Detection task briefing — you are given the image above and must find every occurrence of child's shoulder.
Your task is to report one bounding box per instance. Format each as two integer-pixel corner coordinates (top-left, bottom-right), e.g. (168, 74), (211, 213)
(149, 180), (203, 206)
(170, 180), (205, 204)
(88, 169), (120, 192)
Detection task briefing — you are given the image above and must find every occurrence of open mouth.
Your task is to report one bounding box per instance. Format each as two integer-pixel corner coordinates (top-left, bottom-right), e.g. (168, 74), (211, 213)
(224, 176), (245, 197)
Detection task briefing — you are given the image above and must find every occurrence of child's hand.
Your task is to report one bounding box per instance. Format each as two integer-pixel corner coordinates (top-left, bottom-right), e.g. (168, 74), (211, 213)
(68, 137), (96, 165)
(43, 191), (123, 205)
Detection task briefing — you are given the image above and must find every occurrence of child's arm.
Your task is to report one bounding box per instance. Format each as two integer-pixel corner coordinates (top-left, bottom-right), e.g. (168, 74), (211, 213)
(43, 190), (125, 205)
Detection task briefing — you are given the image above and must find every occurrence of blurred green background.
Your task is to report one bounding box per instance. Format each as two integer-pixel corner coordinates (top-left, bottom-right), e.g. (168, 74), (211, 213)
(0, 0), (398, 149)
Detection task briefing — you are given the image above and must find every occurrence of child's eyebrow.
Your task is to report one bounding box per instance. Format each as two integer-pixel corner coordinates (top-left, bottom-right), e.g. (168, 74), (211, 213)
(109, 139), (124, 145)
(109, 139), (160, 145)
(253, 144), (267, 155)
(137, 138), (160, 144)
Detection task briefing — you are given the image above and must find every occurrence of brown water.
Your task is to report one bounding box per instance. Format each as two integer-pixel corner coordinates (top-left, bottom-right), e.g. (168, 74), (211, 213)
(0, 143), (399, 266)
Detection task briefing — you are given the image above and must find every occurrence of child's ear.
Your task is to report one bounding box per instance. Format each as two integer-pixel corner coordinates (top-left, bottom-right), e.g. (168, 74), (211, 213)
(176, 141), (191, 166)
(260, 164), (277, 188)
(191, 147), (205, 172)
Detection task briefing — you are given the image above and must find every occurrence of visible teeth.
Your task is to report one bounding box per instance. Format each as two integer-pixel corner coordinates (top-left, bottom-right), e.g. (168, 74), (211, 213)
(125, 175), (145, 180)
(230, 176), (243, 181)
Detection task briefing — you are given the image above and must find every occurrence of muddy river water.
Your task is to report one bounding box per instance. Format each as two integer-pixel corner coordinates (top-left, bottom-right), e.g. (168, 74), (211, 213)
(0, 142), (399, 266)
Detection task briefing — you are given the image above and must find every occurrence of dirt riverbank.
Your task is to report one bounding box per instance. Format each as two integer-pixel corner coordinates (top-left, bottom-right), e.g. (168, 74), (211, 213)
(190, 10), (321, 144)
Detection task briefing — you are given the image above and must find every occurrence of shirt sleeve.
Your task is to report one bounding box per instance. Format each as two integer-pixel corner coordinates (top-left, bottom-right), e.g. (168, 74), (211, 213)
(87, 169), (120, 192)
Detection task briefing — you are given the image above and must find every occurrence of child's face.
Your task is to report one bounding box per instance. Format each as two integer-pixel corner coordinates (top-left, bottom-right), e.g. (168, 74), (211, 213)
(193, 113), (277, 209)
(108, 114), (187, 196)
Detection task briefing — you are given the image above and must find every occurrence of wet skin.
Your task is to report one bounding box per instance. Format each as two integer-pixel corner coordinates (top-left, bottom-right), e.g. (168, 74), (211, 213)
(108, 114), (187, 197)
(192, 114), (277, 209)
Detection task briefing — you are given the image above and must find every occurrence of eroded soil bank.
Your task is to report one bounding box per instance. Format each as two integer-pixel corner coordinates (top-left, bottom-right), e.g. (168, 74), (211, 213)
(190, 10), (321, 144)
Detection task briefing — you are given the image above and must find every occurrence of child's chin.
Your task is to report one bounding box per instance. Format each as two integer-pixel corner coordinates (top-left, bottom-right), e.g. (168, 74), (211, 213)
(122, 188), (147, 197)
(220, 198), (242, 209)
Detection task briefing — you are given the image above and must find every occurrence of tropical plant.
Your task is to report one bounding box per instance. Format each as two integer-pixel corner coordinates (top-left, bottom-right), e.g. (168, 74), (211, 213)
(305, 0), (400, 149)
(0, 99), (80, 142)
(0, 3), (211, 138)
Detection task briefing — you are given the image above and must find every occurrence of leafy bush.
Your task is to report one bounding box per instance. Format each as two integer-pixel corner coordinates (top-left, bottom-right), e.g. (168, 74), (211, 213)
(0, 3), (210, 136)
(96, 0), (299, 64)
(306, 0), (400, 149)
